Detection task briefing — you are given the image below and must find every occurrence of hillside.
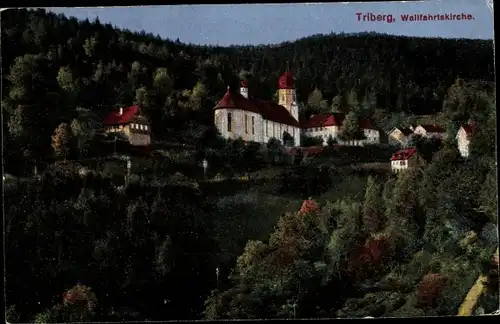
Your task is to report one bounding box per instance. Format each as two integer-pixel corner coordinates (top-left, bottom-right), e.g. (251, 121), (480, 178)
(1, 10), (495, 153)
(2, 8), (498, 322)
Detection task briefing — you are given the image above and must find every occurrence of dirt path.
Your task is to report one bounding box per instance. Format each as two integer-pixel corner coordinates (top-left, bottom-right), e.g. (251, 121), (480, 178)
(457, 247), (499, 316)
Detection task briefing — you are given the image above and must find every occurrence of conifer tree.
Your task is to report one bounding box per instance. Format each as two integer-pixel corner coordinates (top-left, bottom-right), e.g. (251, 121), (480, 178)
(51, 123), (72, 159)
(362, 175), (381, 234)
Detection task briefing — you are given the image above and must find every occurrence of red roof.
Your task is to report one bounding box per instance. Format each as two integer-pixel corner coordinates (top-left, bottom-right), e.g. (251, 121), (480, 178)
(391, 147), (417, 161)
(303, 113), (375, 130)
(418, 124), (445, 133)
(103, 105), (140, 125)
(279, 71), (294, 89)
(240, 80), (248, 87)
(214, 89), (299, 127)
(462, 124), (473, 135)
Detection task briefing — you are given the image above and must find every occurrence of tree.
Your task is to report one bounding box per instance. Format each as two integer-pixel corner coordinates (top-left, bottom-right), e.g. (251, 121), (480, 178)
(282, 131), (294, 147)
(267, 137), (282, 163)
(326, 134), (337, 146)
(339, 110), (365, 144)
(385, 171), (421, 253)
(307, 88), (328, 112)
(362, 176), (382, 234)
(57, 66), (79, 105)
(51, 123), (73, 159)
(477, 169), (498, 224)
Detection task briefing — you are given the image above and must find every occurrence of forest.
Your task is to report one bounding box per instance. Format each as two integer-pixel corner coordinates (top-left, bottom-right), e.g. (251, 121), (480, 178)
(2, 8), (498, 321)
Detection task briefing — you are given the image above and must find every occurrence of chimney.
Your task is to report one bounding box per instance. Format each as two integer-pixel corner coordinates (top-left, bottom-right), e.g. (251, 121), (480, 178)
(119, 107), (123, 116)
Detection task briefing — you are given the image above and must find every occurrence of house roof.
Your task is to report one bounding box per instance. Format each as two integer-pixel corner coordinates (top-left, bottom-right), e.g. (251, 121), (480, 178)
(303, 113), (376, 130)
(418, 124), (445, 133)
(461, 124), (473, 135)
(392, 127), (414, 136)
(214, 88), (300, 127)
(240, 80), (248, 88)
(391, 147), (418, 161)
(279, 71), (294, 89)
(104, 105), (139, 125)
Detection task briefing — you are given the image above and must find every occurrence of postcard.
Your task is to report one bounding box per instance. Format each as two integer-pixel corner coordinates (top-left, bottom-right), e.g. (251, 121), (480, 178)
(2, 1), (497, 321)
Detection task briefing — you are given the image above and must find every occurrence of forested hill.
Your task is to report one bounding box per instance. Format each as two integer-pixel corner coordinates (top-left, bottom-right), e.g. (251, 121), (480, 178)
(1, 8), (495, 145)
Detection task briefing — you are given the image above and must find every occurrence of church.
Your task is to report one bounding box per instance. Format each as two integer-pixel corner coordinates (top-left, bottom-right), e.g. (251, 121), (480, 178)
(214, 71), (301, 146)
(213, 71), (379, 147)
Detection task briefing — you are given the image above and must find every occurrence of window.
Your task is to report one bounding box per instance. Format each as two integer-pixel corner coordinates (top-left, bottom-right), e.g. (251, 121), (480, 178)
(145, 125), (148, 131)
(251, 116), (255, 135)
(292, 127), (294, 137)
(227, 113), (232, 132)
(245, 115), (248, 133)
(266, 120), (269, 136)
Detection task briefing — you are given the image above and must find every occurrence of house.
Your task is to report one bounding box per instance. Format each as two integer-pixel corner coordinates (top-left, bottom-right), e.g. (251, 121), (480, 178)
(214, 75), (301, 147)
(302, 113), (379, 146)
(390, 147), (425, 173)
(388, 127), (414, 146)
(213, 71), (379, 148)
(456, 124), (473, 158)
(413, 124), (446, 139)
(103, 105), (151, 146)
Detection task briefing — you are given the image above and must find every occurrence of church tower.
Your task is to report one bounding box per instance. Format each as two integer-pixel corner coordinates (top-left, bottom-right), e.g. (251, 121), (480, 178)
(240, 80), (248, 98)
(278, 70), (298, 121)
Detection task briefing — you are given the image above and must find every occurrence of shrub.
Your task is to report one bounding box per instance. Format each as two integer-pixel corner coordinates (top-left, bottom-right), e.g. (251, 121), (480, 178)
(416, 273), (447, 308)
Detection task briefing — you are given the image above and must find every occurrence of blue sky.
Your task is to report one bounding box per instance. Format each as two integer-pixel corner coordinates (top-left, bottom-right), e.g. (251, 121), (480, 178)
(46, 1), (494, 46)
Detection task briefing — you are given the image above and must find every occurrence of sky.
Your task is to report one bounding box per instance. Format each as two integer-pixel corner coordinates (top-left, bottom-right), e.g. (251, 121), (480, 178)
(46, 1), (494, 46)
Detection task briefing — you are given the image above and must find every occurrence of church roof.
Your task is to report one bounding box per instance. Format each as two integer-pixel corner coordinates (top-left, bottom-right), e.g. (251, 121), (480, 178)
(279, 71), (294, 89)
(214, 88), (300, 127)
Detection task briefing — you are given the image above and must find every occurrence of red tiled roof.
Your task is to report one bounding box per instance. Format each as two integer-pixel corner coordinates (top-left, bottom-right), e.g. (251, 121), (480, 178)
(462, 124), (473, 135)
(240, 80), (248, 87)
(303, 113), (345, 128)
(359, 119), (375, 129)
(418, 124), (445, 133)
(303, 113), (376, 130)
(214, 89), (300, 127)
(215, 89), (261, 114)
(279, 71), (294, 89)
(104, 105), (139, 125)
(251, 98), (300, 127)
(391, 147), (417, 161)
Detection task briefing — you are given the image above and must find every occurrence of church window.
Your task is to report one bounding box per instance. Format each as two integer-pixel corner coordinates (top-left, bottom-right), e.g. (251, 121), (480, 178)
(245, 115), (248, 133)
(251, 116), (255, 135)
(227, 113), (232, 132)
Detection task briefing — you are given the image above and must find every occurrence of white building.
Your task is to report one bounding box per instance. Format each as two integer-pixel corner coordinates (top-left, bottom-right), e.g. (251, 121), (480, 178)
(213, 71), (379, 148)
(388, 127), (414, 147)
(214, 73), (301, 147)
(413, 124), (446, 140)
(390, 147), (425, 173)
(456, 124), (473, 158)
(302, 113), (380, 146)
